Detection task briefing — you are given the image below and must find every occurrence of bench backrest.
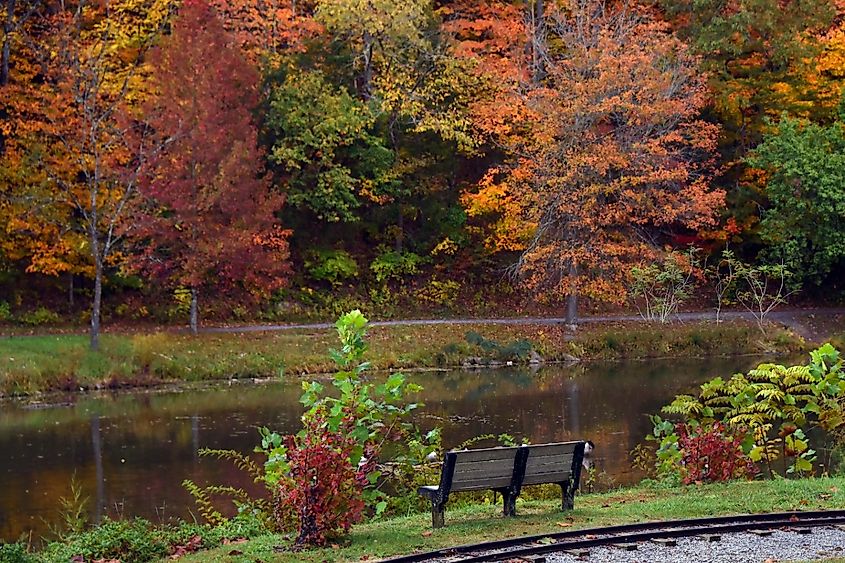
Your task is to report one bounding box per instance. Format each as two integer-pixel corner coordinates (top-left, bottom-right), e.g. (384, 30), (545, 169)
(442, 446), (523, 495)
(521, 441), (584, 486)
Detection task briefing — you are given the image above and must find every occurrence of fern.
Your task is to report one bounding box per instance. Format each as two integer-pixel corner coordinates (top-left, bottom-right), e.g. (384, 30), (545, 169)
(182, 479), (226, 526)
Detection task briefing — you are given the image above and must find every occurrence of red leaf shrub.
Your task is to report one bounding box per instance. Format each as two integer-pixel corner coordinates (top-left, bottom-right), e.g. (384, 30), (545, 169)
(677, 422), (758, 484)
(276, 415), (369, 548)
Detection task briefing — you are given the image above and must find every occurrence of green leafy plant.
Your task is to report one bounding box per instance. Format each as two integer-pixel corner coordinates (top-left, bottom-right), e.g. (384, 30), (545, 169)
(711, 249), (796, 334)
(0, 301), (12, 322)
(48, 475), (90, 540)
(370, 250), (424, 285)
(257, 309), (437, 547)
(415, 277), (461, 309)
(18, 307), (59, 326)
(646, 344), (845, 480)
(464, 331), (535, 362)
(629, 250), (699, 323)
(305, 249), (359, 286)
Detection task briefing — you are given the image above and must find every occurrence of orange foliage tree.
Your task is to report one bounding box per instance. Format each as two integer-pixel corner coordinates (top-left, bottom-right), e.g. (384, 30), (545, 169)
(464, 0), (724, 321)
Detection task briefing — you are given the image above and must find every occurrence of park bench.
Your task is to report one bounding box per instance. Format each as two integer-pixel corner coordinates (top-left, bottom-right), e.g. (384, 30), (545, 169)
(417, 440), (587, 528)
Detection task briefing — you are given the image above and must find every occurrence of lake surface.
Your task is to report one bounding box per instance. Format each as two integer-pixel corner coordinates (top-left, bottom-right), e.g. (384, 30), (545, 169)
(0, 356), (770, 541)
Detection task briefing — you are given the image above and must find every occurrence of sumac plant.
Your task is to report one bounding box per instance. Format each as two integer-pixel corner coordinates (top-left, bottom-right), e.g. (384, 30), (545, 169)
(676, 422), (758, 484)
(259, 309), (437, 548)
(645, 344), (845, 481)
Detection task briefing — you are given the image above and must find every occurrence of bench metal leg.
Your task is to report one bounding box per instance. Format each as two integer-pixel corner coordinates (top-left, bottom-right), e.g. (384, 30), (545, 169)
(502, 490), (517, 517)
(561, 482), (575, 510)
(431, 502), (445, 528)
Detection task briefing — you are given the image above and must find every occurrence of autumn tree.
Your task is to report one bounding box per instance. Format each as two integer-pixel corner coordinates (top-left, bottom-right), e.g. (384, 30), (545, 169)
(465, 0), (723, 322)
(131, 0), (291, 335)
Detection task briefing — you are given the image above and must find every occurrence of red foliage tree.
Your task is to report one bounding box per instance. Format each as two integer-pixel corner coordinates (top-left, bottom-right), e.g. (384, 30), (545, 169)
(131, 0), (291, 333)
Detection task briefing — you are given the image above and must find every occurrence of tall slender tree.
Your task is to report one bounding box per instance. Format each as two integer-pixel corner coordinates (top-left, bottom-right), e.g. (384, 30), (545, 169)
(131, 0), (291, 335)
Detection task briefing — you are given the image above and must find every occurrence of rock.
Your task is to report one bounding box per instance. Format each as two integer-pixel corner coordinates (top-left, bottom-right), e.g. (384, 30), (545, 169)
(529, 350), (545, 364)
(559, 353), (580, 365)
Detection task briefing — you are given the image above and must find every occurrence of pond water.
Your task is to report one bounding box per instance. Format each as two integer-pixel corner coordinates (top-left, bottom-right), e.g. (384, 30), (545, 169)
(0, 356), (771, 542)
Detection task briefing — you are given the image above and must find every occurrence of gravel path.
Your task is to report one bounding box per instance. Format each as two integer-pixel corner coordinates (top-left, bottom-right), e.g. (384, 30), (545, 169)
(545, 527), (845, 563)
(199, 308), (845, 341)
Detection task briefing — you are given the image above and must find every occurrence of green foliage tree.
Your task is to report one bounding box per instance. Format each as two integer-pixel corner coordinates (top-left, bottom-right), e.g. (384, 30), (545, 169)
(658, 0), (836, 150)
(748, 107), (845, 287)
(265, 69), (397, 223)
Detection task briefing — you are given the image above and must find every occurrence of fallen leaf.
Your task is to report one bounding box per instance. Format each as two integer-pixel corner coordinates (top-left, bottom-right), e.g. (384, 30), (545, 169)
(223, 538), (248, 545)
(601, 503), (610, 508)
(421, 530), (433, 537)
(557, 522), (573, 527)
(831, 486), (839, 493)
(228, 550), (243, 556)
(799, 499), (809, 506)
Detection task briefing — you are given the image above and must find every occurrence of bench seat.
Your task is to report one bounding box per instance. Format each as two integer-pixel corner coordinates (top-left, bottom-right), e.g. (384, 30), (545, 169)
(418, 440), (586, 527)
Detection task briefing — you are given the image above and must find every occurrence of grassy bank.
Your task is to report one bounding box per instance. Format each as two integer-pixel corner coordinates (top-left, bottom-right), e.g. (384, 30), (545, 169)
(0, 320), (803, 397)
(16, 477), (845, 563)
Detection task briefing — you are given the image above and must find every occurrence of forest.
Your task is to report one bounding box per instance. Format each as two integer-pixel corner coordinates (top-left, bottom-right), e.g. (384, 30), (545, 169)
(2, 0), (845, 346)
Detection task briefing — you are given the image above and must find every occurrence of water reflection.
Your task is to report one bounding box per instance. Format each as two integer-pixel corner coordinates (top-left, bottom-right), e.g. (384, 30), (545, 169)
(0, 356), (765, 541)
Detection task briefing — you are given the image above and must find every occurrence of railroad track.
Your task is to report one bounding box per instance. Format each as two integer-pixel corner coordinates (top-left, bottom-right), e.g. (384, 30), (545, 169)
(381, 510), (845, 562)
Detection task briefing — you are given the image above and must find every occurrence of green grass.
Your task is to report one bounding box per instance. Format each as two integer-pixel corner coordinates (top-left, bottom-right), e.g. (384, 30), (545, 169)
(0, 320), (804, 397)
(172, 477), (845, 562)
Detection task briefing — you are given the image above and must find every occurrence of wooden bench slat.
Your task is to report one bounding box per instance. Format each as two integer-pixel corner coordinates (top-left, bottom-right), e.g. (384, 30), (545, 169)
(454, 459), (516, 474)
(522, 472), (573, 485)
(449, 447), (520, 463)
(451, 477), (514, 491)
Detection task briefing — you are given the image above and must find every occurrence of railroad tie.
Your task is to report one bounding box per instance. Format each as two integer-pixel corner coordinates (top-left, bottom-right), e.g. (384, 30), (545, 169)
(698, 534), (722, 542)
(611, 543), (638, 551)
(651, 538), (677, 546)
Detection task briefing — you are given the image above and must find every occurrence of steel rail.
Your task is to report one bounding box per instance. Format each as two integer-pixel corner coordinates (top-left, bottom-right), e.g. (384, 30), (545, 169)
(380, 510), (845, 563)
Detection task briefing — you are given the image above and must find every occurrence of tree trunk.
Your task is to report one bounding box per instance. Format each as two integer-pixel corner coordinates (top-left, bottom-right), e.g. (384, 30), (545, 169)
(531, 0), (546, 85)
(565, 261), (578, 326)
(1, 0), (14, 87)
(360, 32), (374, 100)
(68, 273), (74, 307)
(394, 210), (404, 253)
(189, 287), (198, 335)
(89, 259), (103, 351)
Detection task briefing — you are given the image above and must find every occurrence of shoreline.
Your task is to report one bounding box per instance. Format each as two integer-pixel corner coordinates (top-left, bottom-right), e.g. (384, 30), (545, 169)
(0, 318), (809, 399)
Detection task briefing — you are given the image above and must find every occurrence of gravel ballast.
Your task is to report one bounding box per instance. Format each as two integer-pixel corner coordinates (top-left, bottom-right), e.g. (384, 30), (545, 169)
(545, 527), (845, 563)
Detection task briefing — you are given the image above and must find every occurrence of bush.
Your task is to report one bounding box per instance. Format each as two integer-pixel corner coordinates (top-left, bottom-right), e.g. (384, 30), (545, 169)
(18, 307), (60, 326)
(0, 542), (35, 563)
(0, 301), (12, 322)
(644, 345), (845, 479)
(676, 422), (758, 484)
(415, 278), (461, 309)
(369, 250), (424, 284)
(628, 250), (698, 323)
(41, 518), (169, 563)
(259, 310), (437, 547)
(306, 249), (359, 286)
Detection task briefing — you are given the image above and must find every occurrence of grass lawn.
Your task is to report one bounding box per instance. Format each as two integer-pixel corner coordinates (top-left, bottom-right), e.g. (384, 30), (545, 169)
(0, 320), (802, 397)
(174, 477), (845, 562)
